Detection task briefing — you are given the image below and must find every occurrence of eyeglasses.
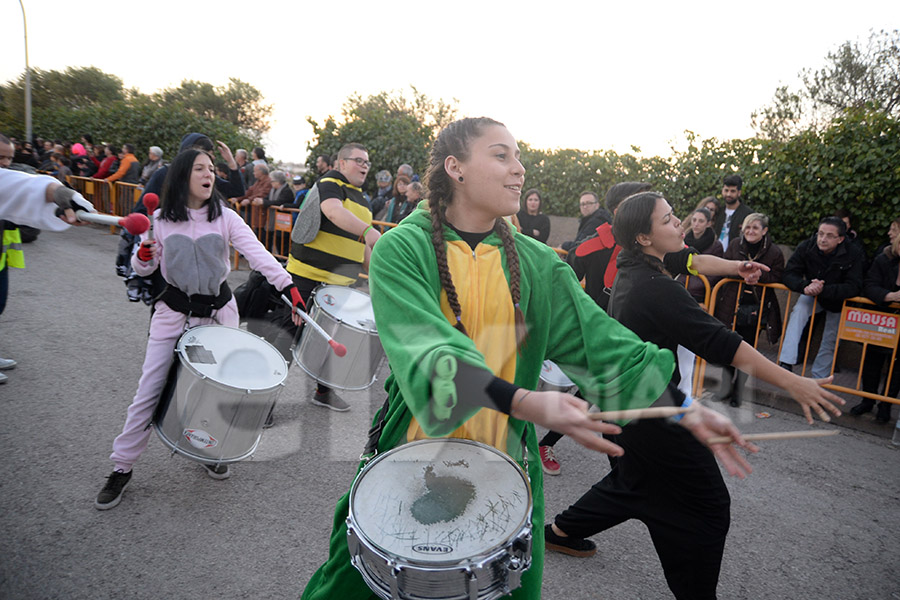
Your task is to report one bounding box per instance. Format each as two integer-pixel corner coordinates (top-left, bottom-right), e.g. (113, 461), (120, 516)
(343, 157), (371, 168)
(580, 200), (598, 207)
(816, 232), (840, 240)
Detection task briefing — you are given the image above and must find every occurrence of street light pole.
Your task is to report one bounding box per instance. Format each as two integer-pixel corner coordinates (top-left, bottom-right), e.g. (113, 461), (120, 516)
(19, 0), (32, 144)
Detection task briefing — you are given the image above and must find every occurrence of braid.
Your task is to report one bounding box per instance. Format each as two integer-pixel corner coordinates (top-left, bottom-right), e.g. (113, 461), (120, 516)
(424, 117), (504, 339)
(494, 218), (528, 349)
(429, 195), (468, 336)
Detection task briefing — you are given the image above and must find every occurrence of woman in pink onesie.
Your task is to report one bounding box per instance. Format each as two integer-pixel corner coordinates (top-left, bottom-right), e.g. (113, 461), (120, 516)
(95, 148), (304, 510)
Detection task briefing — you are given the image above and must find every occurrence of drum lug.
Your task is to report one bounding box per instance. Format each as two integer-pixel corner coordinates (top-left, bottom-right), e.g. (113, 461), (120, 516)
(346, 520), (359, 557)
(464, 566), (480, 600)
(388, 561), (402, 600)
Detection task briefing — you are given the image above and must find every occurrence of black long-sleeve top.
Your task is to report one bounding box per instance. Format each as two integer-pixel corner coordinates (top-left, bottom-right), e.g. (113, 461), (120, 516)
(610, 251), (743, 386)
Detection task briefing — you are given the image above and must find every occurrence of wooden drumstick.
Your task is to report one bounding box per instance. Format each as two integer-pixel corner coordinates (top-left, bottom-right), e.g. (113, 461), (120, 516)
(705, 430), (839, 444)
(280, 295), (347, 357)
(588, 406), (691, 421)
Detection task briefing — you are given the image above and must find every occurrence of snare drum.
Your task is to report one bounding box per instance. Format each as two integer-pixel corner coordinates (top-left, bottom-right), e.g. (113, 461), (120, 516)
(347, 439), (533, 600)
(292, 285), (384, 391)
(153, 325), (287, 464)
(538, 360), (577, 393)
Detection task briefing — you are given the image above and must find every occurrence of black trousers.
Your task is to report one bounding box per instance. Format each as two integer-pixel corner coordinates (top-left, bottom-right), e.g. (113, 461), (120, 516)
(554, 419), (731, 600)
(861, 345), (900, 401)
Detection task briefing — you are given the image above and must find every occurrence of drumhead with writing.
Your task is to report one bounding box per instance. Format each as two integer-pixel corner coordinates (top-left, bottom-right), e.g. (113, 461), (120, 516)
(350, 439), (531, 563)
(176, 326), (287, 390)
(313, 285), (377, 333)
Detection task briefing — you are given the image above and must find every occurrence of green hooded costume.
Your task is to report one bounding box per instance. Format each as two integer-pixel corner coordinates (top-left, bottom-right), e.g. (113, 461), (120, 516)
(301, 207), (674, 599)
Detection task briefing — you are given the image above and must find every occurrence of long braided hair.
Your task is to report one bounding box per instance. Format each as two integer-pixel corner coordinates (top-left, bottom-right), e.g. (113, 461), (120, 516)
(425, 117), (528, 348)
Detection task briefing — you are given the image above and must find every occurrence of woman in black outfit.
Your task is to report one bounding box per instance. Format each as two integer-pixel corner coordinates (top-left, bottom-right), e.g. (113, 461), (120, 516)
(546, 192), (843, 600)
(517, 188), (551, 243)
(850, 228), (900, 423)
(714, 213), (785, 406)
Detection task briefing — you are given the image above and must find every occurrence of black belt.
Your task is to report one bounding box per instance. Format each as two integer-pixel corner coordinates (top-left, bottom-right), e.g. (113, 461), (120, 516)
(159, 281), (232, 318)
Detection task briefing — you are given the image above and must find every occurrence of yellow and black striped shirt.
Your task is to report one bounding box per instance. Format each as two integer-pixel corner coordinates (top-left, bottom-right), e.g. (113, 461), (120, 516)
(287, 171), (371, 285)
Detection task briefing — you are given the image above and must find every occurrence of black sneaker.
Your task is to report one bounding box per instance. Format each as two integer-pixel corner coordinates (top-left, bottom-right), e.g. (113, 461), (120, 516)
(544, 523), (597, 558)
(202, 463), (231, 480)
(95, 470), (132, 510)
(310, 390), (350, 412)
(778, 362), (794, 372)
(850, 401), (874, 416)
(875, 402), (892, 424)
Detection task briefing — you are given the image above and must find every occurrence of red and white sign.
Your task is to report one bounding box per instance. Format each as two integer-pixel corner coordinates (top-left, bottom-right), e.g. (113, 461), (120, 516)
(183, 429), (218, 449)
(839, 306), (900, 349)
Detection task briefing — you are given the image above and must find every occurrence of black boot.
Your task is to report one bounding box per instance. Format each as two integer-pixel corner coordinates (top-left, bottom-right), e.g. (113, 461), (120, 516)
(716, 366), (735, 402)
(730, 370), (749, 407)
(875, 402), (892, 424)
(850, 400), (875, 416)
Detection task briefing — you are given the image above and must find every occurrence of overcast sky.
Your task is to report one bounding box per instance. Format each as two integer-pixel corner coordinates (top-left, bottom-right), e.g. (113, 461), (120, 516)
(1, 0), (898, 163)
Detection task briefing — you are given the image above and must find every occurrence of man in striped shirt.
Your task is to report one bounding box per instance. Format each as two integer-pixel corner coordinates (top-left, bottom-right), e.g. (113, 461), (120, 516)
(283, 143), (380, 411)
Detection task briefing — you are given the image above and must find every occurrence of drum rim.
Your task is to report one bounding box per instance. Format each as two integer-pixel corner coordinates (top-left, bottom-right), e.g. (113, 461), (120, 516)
(175, 325), (288, 391)
(348, 438), (533, 567)
(311, 284), (377, 334)
(539, 360), (576, 389)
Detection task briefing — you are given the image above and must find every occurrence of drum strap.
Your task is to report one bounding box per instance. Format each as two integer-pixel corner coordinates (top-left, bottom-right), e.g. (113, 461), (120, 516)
(158, 282), (232, 318)
(360, 396), (391, 463)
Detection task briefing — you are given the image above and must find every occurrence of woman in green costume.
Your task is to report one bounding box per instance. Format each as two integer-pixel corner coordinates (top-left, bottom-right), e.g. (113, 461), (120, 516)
(301, 117), (754, 599)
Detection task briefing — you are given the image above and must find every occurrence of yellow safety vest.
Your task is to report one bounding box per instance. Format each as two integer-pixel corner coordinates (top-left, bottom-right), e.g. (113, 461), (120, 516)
(1, 227), (24, 271)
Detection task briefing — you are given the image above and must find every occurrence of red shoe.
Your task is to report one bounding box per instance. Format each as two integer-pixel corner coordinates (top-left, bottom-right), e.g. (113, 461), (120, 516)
(540, 445), (561, 476)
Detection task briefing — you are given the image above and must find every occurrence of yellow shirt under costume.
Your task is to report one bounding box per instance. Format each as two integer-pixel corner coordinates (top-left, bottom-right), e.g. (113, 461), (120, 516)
(406, 239), (516, 451)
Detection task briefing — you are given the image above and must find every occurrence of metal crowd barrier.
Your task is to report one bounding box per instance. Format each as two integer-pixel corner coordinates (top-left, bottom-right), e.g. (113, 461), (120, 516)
(701, 278), (899, 406)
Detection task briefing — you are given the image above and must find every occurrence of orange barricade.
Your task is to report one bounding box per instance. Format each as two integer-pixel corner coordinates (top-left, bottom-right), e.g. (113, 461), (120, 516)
(113, 182), (143, 217)
(68, 176), (116, 233)
(69, 176), (114, 216)
(371, 219), (398, 233)
(270, 207), (299, 261)
(703, 279), (899, 406)
(678, 274), (711, 397)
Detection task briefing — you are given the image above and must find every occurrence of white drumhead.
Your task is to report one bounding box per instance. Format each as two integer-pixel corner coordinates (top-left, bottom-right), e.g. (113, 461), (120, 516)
(539, 360), (575, 389)
(350, 439), (531, 564)
(176, 326), (287, 390)
(314, 285), (376, 332)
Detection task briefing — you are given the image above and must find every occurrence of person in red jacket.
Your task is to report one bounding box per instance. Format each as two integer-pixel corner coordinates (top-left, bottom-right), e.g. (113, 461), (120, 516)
(93, 145), (118, 179)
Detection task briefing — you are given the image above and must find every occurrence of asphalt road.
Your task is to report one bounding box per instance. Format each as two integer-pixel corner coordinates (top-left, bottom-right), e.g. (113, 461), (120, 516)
(0, 224), (898, 599)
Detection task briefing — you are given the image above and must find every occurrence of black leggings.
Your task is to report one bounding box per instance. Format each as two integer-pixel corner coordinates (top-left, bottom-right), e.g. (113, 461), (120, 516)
(553, 419), (730, 600)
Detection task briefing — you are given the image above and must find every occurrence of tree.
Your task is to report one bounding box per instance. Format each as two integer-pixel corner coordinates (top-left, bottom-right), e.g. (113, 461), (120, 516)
(305, 88), (457, 190)
(0, 67), (265, 159)
(153, 78), (272, 138)
(0, 67), (125, 128)
(752, 29), (900, 140)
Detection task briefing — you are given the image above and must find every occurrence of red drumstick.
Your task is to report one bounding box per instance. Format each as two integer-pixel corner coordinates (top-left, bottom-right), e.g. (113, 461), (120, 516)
(142, 193), (159, 241)
(76, 210), (149, 236)
(280, 294), (348, 357)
